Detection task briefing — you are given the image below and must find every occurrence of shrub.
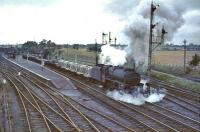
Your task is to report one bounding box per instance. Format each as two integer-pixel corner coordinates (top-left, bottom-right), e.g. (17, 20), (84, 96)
(189, 54), (200, 67)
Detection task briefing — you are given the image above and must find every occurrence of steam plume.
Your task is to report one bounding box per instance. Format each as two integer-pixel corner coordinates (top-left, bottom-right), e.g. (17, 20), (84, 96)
(99, 45), (127, 66)
(106, 88), (166, 105)
(106, 0), (188, 72)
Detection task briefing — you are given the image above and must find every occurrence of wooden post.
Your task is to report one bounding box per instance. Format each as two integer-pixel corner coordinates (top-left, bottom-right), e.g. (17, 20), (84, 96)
(183, 39), (187, 73)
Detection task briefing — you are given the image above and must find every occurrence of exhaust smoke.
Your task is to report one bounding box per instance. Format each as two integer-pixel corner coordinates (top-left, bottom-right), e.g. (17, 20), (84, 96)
(105, 0), (188, 72)
(106, 79), (166, 105)
(99, 44), (127, 66)
(106, 87), (166, 105)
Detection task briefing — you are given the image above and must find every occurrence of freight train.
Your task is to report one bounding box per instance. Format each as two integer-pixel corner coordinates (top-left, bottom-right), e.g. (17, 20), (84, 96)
(23, 55), (149, 93)
(57, 59), (141, 90)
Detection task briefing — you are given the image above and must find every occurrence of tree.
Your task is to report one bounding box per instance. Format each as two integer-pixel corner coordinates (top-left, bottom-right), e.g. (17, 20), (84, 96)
(38, 39), (56, 59)
(189, 54), (200, 67)
(73, 44), (79, 50)
(47, 40), (56, 48)
(22, 41), (38, 52)
(38, 39), (56, 49)
(38, 39), (47, 49)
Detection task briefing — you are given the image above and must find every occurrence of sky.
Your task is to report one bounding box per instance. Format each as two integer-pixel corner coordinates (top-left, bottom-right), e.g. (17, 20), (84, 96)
(0, 0), (199, 45)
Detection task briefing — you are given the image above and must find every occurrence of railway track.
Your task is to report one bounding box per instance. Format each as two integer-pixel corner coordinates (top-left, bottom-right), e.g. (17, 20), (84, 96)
(0, 60), (79, 131)
(19, 76), (107, 132)
(165, 94), (199, 114)
(20, 74), (138, 131)
(42, 64), (200, 132)
(1, 64), (93, 131)
(1, 58), (161, 130)
(150, 78), (200, 120)
(1, 56), (200, 131)
(156, 97), (200, 121)
(76, 84), (199, 132)
(1, 75), (12, 132)
(30, 75), (156, 132)
(1, 71), (37, 132)
(143, 102), (200, 130)
(151, 78), (200, 102)
(74, 80), (200, 132)
(3, 73), (65, 131)
(86, 78), (200, 130)
(166, 93), (200, 111)
(1, 56), (138, 131)
(23, 69), (139, 131)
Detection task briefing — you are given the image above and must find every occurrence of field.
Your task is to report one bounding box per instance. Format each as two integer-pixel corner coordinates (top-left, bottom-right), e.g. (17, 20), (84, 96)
(152, 50), (200, 77)
(54, 49), (200, 66)
(153, 50), (200, 66)
(52, 48), (97, 65)
(52, 48), (200, 75)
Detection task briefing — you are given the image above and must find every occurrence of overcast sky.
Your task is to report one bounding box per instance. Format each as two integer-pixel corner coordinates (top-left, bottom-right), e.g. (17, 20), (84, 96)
(0, 0), (199, 45)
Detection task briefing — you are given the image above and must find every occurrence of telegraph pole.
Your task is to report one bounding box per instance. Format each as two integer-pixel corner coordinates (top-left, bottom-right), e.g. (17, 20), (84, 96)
(114, 37), (117, 45)
(148, 1), (158, 78)
(102, 32), (108, 45)
(102, 32), (105, 44)
(27, 52), (29, 63)
(183, 39), (187, 73)
(109, 32), (112, 44)
(95, 39), (98, 65)
(67, 44), (69, 59)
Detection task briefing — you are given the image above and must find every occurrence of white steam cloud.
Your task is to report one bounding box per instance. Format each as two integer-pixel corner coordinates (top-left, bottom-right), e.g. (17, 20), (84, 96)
(106, 88), (166, 105)
(125, 0), (185, 72)
(99, 45), (127, 66)
(105, 0), (199, 72)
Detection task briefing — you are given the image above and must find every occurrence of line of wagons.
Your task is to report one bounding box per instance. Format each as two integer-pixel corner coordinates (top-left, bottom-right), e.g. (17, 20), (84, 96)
(24, 55), (147, 91)
(56, 59), (141, 89)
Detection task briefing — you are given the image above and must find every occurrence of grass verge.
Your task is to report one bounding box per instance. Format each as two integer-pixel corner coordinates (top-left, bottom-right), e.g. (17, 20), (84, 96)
(151, 70), (200, 92)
